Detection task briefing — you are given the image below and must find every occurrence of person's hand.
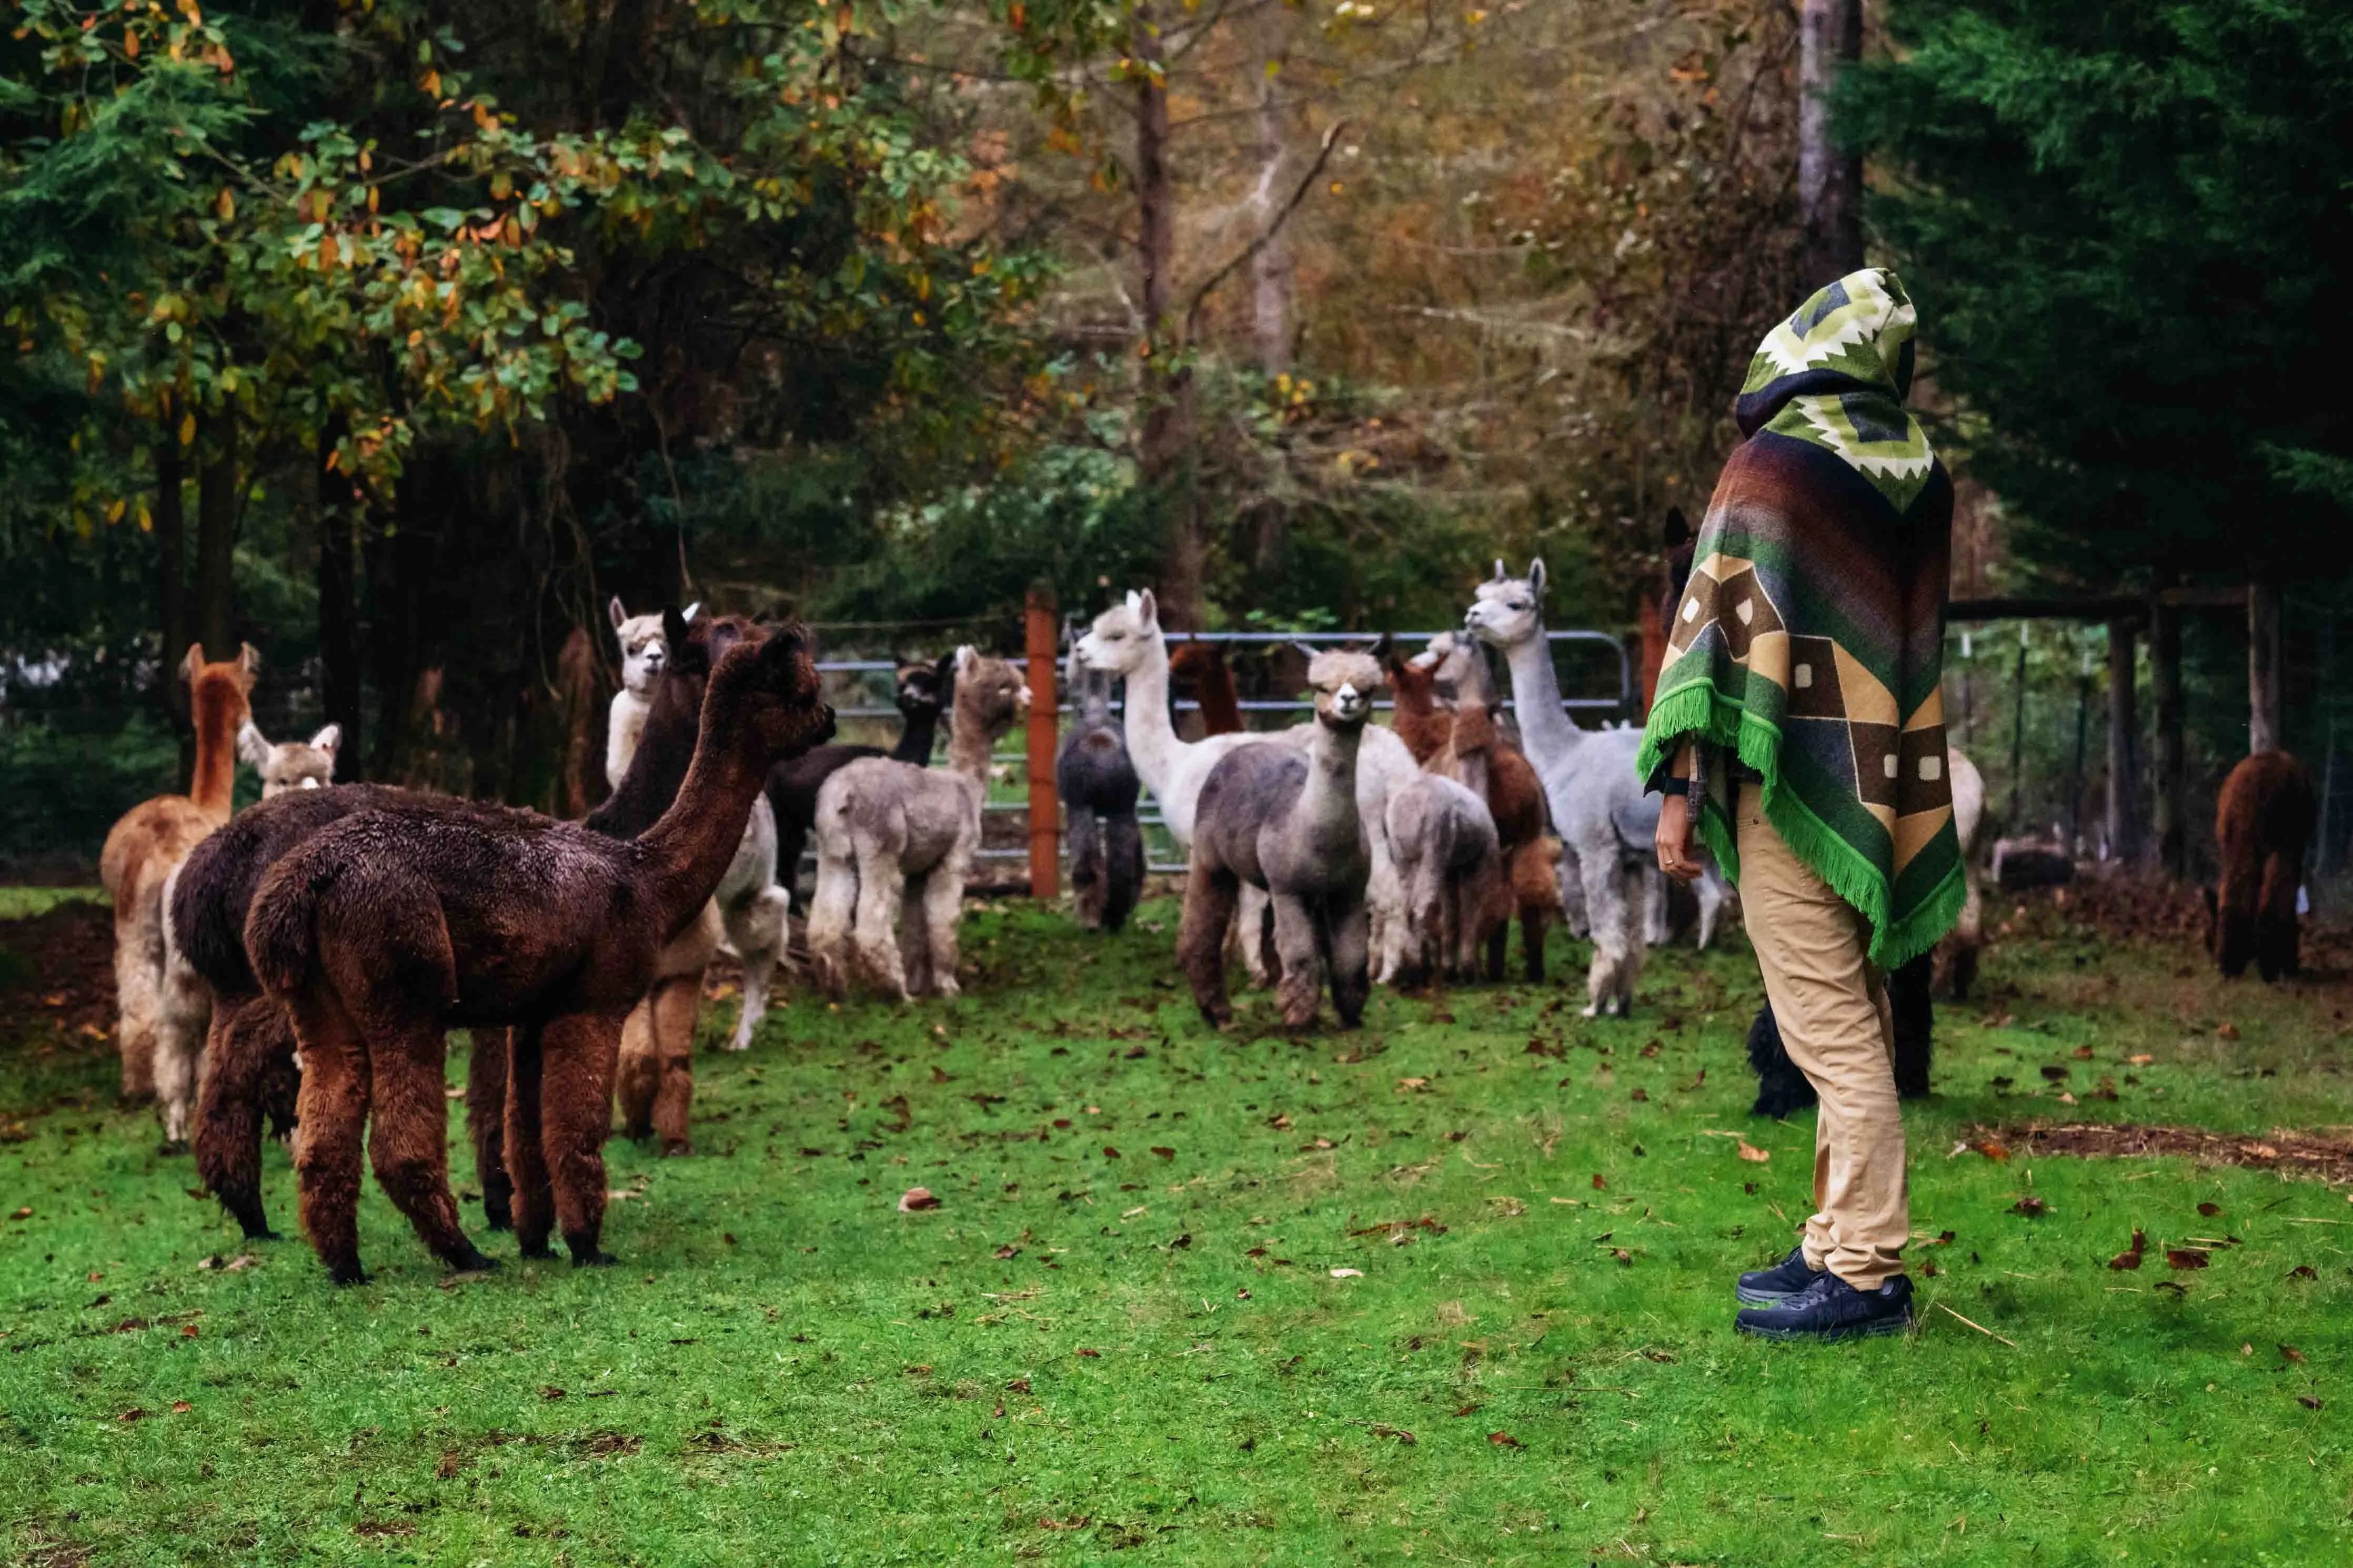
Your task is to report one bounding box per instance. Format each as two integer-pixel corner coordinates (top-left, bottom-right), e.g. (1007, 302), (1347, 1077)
(1656, 792), (1703, 883)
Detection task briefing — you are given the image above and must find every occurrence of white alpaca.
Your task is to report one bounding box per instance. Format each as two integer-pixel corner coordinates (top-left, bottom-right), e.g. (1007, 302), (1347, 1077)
(606, 598), (786, 1051)
(238, 722), (340, 796)
(1464, 560), (1651, 1017)
(806, 648), (1031, 1000)
(1074, 590), (1417, 982)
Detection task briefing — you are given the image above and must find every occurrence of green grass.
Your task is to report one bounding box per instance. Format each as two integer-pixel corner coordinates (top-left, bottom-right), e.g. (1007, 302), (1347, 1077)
(0, 886), (101, 921)
(2, 895), (2350, 1565)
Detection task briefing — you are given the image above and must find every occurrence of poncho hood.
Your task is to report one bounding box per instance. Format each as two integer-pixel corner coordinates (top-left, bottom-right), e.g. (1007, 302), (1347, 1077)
(1734, 268), (1935, 514)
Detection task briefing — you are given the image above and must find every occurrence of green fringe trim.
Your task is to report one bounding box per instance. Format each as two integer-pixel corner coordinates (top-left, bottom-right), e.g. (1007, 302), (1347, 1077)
(1637, 676), (1965, 970)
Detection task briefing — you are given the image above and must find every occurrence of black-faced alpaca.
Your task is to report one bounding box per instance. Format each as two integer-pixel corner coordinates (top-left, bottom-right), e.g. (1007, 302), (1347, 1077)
(1384, 773), (1504, 988)
(767, 654), (952, 899)
(1056, 645), (1144, 933)
(1179, 650), (1381, 1029)
(2208, 750), (2318, 980)
(805, 649), (1030, 1000)
(244, 627), (832, 1282)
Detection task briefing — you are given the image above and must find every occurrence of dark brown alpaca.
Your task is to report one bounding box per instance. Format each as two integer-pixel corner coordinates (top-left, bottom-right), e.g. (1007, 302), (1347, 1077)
(244, 625), (832, 1282)
(1169, 638), (1244, 736)
(1382, 643), (1553, 980)
(2210, 750), (2318, 980)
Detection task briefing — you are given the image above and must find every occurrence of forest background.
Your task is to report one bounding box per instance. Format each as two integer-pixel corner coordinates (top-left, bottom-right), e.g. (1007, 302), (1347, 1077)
(2, 0), (2348, 879)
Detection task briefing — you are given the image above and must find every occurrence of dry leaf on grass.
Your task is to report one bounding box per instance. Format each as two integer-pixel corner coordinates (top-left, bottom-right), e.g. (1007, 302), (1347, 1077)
(2165, 1249), (2210, 1270)
(2109, 1229), (2147, 1270)
(898, 1187), (941, 1212)
(1329, 1267), (1364, 1279)
(1488, 1431), (1522, 1448)
(1736, 1140), (1771, 1164)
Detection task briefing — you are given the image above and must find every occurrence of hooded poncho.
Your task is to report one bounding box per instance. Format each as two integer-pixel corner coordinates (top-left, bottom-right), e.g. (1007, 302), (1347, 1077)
(1637, 268), (1962, 968)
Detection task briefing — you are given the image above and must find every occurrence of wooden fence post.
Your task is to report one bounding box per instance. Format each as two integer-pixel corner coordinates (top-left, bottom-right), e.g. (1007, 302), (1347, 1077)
(2105, 616), (2139, 863)
(2151, 596), (2185, 875)
(1024, 590), (1060, 899)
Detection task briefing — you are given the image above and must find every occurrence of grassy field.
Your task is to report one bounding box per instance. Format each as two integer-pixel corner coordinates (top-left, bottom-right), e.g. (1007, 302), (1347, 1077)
(2, 889), (2350, 1565)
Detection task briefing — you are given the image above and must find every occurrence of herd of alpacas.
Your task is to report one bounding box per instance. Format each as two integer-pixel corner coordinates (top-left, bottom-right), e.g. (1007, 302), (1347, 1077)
(95, 558), (2319, 1286)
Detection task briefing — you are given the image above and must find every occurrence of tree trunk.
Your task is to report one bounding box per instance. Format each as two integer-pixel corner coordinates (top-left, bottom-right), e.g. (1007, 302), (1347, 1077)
(1132, 4), (1203, 625)
(2248, 576), (2282, 755)
(153, 431), (188, 697)
(317, 418), (365, 778)
(1797, 0), (1864, 287)
(1249, 9), (1295, 377)
(193, 406), (240, 662)
(2150, 597), (2185, 875)
(2105, 617), (2139, 863)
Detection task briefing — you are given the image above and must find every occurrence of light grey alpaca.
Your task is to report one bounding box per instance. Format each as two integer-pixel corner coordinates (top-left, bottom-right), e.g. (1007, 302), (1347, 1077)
(1178, 649), (1380, 1029)
(1465, 560), (1652, 1017)
(1386, 773), (1504, 987)
(606, 598), (785, 1050)
(806, 648), (1030, 999)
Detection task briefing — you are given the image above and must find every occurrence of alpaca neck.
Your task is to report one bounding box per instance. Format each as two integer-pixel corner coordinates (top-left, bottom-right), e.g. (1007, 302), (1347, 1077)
(1300, 720), (1364, 839)
(1389, 672), (1450, 764)
(947, 707), (996, 784)
(892, 702), (942, 765)
(1194, 656), (1242, 736)
(639, 710), (774, 935)
(1499, 629), (1582, 766)
(587, 675), (700, 841)
(188, 691), (241, 824)
(1117, 635), (1184, 797)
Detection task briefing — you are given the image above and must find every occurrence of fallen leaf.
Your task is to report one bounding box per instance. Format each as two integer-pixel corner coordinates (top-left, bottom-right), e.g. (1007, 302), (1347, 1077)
(2011, 1196), (2048, 1218)
(1487, 1430), (1522, 1448)
(2072, 1045), (2095, 1060)
(2110, 1229), (2147, 1270)
(2280, 1344), (2307, 1364)
(1101, 1146), (1121, 1159)
(898, 1187), (941, 1212)
(1591, 1173), (1606, 1190)
(1329, 1267), (1364, 1278)
(170, 1401), (192, 1414)
(1268, 1113), (1294, 1130)
(1611, 1248), (1633, 1266)
(1120, 1205), (1147, 1219)
(1235, 1287), (1251, 1300)
(1005, 1377), (1031, 1392)
(119, 1408), (149, 1424)
(2165, 1249), (2210, 1271)
(2039, 1065), (2070, 1082)
(1150, 1146), (1174, 1160)
(436, 1450), (466, 1480)
(1630, 1088), (1648, 1102)
(540, 1386), (567, 1400)
(2288, 1264), (2318, 1281)
(2300, 1396), (2325, 1411)
(9, 1207), (29, 1220)
(1074, 1347), (1101, 1358)
(2127, 1054), (2154, 1066)
(1395, 1078), (1431, 1093)
(2197, 1202), (2221, 1218)
(1370, 1423), (1416, 1444)
(1486, 1197), (1526, 1217)
(1736, 1140), (1771, 1164)
(2216, 1023), (2240, 1041)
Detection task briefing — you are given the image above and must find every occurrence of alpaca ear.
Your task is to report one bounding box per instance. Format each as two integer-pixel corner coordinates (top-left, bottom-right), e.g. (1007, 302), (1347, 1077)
(236, 722), (272, 768)
(608, 596), (627, 632)
(1492, 559), (1506, 582)
(1136, 589), (1158, 629)
(1526, 559), (1547, 598)
(1125, 590), (1142, 612)
(180, 642), (205, 685)
(310, 723), (341, 756)
(956, 644), (980, 677)
(1663, 507), (1691, 549)
(662, 605), (693, 654)
(1371, 632), (1395, 666)
(681, 602), (701, 623)
(237, 642), (263, 676)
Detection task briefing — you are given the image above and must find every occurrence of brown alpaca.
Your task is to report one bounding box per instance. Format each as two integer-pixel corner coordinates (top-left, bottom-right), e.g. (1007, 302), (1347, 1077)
(2210, 750), (2318, 981)
(1382, 642), (1553, 981)
(244, 626), (832, 1282)
(1169, 638), (1244, 736)
(101, 643), (258, 1136)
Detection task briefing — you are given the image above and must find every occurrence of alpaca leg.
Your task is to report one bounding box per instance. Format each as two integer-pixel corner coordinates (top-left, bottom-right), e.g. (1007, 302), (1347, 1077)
(1611, 861), (1647, 1015)
(504, 1021), (556, 1260)
(466, 1028), (512, 1232)
(1177, 866), (1241, 1027)
(287, 995), (371, 1286)
(920, 862), (968, 1000)
(1695, 866), (1725, 951)
(1067, 807), (1106, 932)
(365, 1023), (494, 1272)
(1485, 918), (1509, 983)
(1643, 867), (1669, 947)
(900, 879), (936, 998)
(724, 888), (789, 1051)
(539, 1012), (625, 1267)
(805, 852), (859, 1000)
(1578, 851), (1630, 1019)
(1889, 955), (1934, 1099)
(1271, 894), (1326, 1029)
(615, 997), (660, 1142)
(195, 996), (294, 1241)
(1366, 838), (1408, 985)
(153, 955), (210, 1151)
(850, 847), (910, 1001)
(1236, 885), (1274, 988)
(112, 907), (160, 1101)
(1557, 843), (1590, 938)
(1328, 893), (1373, 1029)
(648, 972), (700, 1156)
(1520, 902), (1547, 984)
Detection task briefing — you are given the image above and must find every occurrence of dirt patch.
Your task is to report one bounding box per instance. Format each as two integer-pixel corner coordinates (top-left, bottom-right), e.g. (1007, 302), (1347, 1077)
(1995, 1121), (2353, 1187)
(0, 898), (118, 1050)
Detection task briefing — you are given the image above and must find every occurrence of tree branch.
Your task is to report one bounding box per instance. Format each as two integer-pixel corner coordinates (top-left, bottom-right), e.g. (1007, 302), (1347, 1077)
(1179, 118), (1346, 348)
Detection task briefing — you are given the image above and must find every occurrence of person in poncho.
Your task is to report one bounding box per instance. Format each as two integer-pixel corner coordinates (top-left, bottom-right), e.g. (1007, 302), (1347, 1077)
(1641, 268), (1962, 1343)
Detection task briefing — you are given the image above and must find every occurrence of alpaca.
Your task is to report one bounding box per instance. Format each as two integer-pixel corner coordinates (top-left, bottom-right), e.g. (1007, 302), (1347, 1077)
(1180, 650), (1381, 1028)
(805, 648), (1029, 1000)
(1385, 773), (1505, 987)
(100, 643), (259, 1137)
(243, 624), (833, 1281)
(1168, 638), (1245, 736)
(1075, 592), (1416, 980)
(608, 607), (789, 1056)
(1057, 644), (1145, 933)
(239, 722), (341, 795)
(1383, 638), (1555, 981)
(2210, 750), (2318, 981)
(1937, 746), (1988, 1000)
(768, 654), (952, 900)
(605, 596), (698, 793)
(1465, 562), (1653, 1016)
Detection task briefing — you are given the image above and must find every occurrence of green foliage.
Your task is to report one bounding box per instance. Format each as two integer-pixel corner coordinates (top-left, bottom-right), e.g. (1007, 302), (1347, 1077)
(0, 712), (178, 874)
(1842, 0), (2353, 585)
(2, 902), (2351, 1560)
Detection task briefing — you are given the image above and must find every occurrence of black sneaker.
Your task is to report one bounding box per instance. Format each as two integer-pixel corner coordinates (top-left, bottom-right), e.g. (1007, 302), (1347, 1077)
(1735, 1245), (1826, 1306)
(1736, 1272), (1914, 1343)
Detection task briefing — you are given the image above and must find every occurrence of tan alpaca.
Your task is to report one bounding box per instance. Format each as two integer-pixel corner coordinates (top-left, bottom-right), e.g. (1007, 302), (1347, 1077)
(100, 645), (258, 1139)
(806, 648), (1030, 1000)
(239, 722), (341, 795)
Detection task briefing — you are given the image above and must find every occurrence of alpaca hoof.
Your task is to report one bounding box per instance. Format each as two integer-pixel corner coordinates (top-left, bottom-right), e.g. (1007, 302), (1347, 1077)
(325, 1261), (369, 1287)
(239, 1223), (281, 1243)
(1196, 1005), (1232, 1030)
(569, 1247), (616, 1269)
(660, 1139), (693, 1159)
(518, 1242), (559, 1261)
(482, 1207), (514, 1233)
(444, 1247), (499, 1275)
(721, 1036), (752, 1054)
(1580, 1003), (1600, 1019)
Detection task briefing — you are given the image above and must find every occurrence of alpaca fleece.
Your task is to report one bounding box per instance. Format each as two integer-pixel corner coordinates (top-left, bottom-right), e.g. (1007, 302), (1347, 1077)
(2213, 750), (2317, 980)
(245, 626), (832, 1282)
(1058, 652), (1145, 933)
(1385, 773), (1504, 987)
(767, 654), (951, 899)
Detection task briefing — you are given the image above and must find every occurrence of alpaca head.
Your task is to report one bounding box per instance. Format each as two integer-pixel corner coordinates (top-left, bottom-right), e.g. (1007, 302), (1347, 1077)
(705, 619), (833, 763)
(895, 655), (950, 725)
(1417, 630), (1492, 703)
(1375, 633), (1439, 706)
(1301, 648), (1383, 730)
(185, 642), (260, 736)
(1167, 637), (1224, 684)
(610, 596), (699, 698)
(1464, 560), (1546, 651)
(952, 645), (1031, 741)
(1077, 590), (1161, 676)
(237, 722), (341, 796)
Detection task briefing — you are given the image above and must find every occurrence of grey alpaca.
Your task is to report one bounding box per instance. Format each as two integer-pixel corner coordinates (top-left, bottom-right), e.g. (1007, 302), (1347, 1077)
(1057, 644), (1145, 932)
(1385, 773), (1504, 987)
(806, 648), (1030, 999)
(1179, 649), (1381, 1029)
(1465, 560), (1651, 1017)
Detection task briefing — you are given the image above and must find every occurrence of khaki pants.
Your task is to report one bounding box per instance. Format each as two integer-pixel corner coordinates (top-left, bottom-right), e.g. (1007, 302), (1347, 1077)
(1736, 784), (1908, 1288)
